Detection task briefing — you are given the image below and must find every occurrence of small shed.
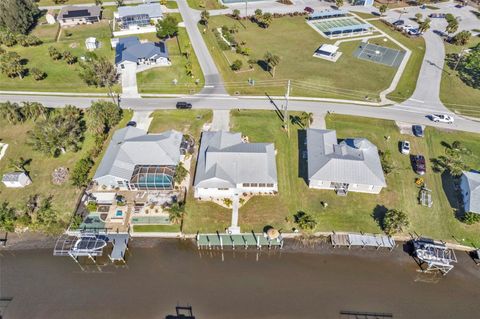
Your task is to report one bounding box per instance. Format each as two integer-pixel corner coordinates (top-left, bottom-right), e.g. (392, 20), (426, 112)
(85, 37), (99, 51)
(90, 192), (117, 205)
(2, 172), (32, 188)
(316, 44), (339, 57)
(46, 10), (56, 25)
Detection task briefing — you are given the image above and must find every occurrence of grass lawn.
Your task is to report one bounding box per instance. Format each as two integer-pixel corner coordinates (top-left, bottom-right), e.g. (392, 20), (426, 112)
(187, 0), (225, 10)
(182, 110), (480, 247)
(166, 1), (179, 9)
(0, 21), (117, 93)
(440, 37), (480, 118)
(37, 0), (94, 6)
(136, 27), (205, 94)
(368, 20), (426, 103)
(200, 15), (401, 101)
(0, 110), (132, 224)
(133, 224), (181, 232)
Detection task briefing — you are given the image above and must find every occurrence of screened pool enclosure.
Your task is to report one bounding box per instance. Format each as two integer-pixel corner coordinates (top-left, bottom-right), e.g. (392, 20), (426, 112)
(130, 165), (175, 190)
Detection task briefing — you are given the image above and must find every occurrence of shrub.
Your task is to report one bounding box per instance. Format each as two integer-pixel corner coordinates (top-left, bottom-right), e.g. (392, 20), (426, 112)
(1, 31), (17, 47)
(86, 201), (98, 212)
(223, 198), (233, 207)
(294, 211), (317, 230)
(463, 212), (480, 225)
(30, 67), (46, 81)
(71, 157), (94, 187)
(230, 59), (243, 71)
(48, 46), (62, 60)
(383, 209), (409, 235)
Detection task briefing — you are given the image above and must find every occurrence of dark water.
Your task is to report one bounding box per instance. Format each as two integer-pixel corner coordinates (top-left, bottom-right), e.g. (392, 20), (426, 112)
(1, 240), (480, 319)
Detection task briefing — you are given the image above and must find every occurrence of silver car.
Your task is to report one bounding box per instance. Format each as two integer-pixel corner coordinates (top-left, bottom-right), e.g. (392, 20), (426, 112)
(431, 114), (454, 124)
(401, 141), (410, 155)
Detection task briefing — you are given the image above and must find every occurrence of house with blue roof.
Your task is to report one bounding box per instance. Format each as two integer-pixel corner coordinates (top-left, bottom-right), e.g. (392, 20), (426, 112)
(114, 2), (163, 31)
(113, 37), (171, 72)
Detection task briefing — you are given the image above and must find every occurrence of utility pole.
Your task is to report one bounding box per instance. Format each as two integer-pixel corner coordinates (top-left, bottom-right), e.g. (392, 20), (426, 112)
(284, 80), (290, 136)
(245, 0), (248, 18)
(453, 46), (465, 71)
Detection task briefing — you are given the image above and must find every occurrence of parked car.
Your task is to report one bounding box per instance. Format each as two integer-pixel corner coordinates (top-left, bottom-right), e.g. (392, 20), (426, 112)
(429, 13), (446, 18)
(401, 141), (411, 155)
(412, 125), (424, 137)
(126, 121), (137, 127)
(412, 155), (426, 175)
(304, 6), (314, 14)
(392, 20), (405, 26)
(176, 102), (192, 109)
(430, 114), (454, 124)
(407, 28), (421, 36)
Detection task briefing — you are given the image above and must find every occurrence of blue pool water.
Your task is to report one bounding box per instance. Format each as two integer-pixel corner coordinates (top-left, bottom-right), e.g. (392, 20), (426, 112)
(138, 174), (173, 188)
(116, 210), (123, 217)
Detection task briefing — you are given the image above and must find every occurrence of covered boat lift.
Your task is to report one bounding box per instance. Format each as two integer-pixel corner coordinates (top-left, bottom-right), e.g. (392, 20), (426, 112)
(412, 238), (457, 275)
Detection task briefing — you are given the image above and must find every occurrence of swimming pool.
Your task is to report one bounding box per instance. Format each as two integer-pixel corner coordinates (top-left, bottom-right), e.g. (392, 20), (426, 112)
(115, 210), (124, 217)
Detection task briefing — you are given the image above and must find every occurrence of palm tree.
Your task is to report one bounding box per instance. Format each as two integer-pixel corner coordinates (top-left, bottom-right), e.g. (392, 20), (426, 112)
(200, 10), (210, 25)
(418, 18), (431, 34)
(261, 13), (273, 28)
(263, 52), (280, 78)
(9, 157), (29, 172)
(445, 19), (459, 37)
(21, 102), (47, 121)
(167, 202), (185, 225)
(301, 112), (314, 128)
(0, 101), (24, 124)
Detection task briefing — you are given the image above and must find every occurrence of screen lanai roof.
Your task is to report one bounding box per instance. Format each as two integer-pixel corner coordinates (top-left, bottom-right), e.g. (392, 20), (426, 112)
(326, 23), (372, 33)
(309, 10), (348, 19)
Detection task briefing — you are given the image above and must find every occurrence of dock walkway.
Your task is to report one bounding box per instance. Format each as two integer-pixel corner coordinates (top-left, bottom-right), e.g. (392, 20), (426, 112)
(331, 233), (395, 250)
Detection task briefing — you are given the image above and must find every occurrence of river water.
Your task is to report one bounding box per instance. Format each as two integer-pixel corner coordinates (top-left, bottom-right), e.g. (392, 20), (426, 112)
(1, 239), (479, 319)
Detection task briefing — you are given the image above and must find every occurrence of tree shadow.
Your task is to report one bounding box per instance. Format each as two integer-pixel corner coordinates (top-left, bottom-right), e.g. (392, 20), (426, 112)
(371, 204), (388, 231)
(439, 171), (463, 220)
(297, 129), (309, 185)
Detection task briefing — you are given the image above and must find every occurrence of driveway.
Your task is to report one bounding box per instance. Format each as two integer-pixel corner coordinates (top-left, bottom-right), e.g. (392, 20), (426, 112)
(211, 110), (230, 131)
(130, 111), (153, 131)
(121, 64), (139, 98)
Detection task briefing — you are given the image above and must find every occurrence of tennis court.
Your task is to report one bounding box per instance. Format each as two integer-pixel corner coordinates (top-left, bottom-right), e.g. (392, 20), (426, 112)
(310, 17), (373, 38)
(353, 43), (406, 68)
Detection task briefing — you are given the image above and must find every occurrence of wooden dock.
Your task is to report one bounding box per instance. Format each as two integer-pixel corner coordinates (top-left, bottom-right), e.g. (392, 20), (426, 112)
(331, 233), (395, 250)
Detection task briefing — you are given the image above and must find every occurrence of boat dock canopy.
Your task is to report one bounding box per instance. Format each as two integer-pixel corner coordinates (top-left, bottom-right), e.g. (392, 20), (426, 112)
(196, 232), (283, 249)
(413, 238), (457, 275)
(331, 233), (395, 250)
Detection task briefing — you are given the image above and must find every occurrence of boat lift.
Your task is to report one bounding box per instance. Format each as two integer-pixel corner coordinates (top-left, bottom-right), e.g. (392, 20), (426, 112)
(53, 230), (130, 269)
(412, 238), (457, 275)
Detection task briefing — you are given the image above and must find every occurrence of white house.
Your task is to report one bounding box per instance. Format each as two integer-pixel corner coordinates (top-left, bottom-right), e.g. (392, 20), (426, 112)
(460, 171), (480, 214)
(194, 131), (278, 198)
(2, 172), (32, 188)
(93, 127), (183, 191)
(46, 10), (56, 25)
(57, 6), (101, 27)
(306, 129), (386, 195)
(114, 37), (170, 72)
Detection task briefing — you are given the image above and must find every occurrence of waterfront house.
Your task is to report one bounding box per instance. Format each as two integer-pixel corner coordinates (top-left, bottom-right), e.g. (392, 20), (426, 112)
(193, 131), (278, 198)
(93, 127), (183, 191)
(57, 6), (101, 26)
(460, 171), (480, 214)
(306, 129), (386, 195)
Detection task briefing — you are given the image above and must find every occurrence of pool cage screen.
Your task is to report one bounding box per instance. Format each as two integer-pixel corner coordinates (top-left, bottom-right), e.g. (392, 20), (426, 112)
(130, 165), (175, 190)
(119, 14), (151, 29)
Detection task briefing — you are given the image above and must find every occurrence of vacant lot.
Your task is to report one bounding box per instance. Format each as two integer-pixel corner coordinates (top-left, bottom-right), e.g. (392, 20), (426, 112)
(136, 27), (205, 94)
(0, 110), (132, 223)
(440, 37), (480, 118)
(187, 0), (225, 10)
(0, 21), (116, 93)
(200, 15), (401, 101)
(182, 110), (480, 246)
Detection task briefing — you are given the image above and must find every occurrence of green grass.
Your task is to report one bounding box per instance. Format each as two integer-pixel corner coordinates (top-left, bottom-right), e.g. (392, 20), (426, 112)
(37, 0), (94, 6)
(136, 28), (205, 94)
(183, 110), (480, 246)
(187, 0), (225, 10)
(148, 109), (212, 137)
(166, 1), (179, 9)
(440, 37), (480, 118)
(200, 15), (401, 101)
(133, 224), (181, 232)
(350, 11), (377, 20)
(0, 21), (117, 93)
(0, 110), (131, 223)
(368, 20), (426, 103)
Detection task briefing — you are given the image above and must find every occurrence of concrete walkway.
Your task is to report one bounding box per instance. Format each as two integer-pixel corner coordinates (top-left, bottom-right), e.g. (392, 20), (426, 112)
(228, 195), (240, 234)
(211, 110), (230, 131)
(310, 113), (326, 129)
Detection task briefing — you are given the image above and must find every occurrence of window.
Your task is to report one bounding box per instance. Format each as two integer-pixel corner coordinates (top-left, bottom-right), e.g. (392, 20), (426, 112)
(218, 188), (229, 191)
(117, 181), (124, 186)
(259, 183), (266, 187)
(242, 183), (250, 187)
(250, 183), (258, 187)
(266, 183), (274, 187)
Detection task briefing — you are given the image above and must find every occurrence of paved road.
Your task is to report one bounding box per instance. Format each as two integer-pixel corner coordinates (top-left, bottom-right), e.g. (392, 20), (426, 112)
(1, 93), (478, 133)
(177, 0), (226, 95)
